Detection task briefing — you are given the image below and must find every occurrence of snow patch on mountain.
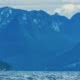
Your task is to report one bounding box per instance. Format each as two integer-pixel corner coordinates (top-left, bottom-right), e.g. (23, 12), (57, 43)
(22, 14), (27, 20)
(33, 19), (38, 24)
(51, 22), (60, 32)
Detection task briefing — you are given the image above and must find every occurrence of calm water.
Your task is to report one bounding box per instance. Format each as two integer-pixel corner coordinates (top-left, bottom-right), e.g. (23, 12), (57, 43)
(0, 71), (80, 80)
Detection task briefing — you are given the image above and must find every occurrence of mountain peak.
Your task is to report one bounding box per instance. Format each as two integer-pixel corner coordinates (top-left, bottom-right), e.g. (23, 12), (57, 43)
(71, 12), (80, 19)
(0, 6), (13, 15)
(54, 13), (60, 16)
(0, 6), (13, 10)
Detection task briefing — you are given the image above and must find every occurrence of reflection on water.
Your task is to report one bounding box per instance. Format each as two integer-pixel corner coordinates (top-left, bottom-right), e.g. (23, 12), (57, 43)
(0, 71), (80, 80)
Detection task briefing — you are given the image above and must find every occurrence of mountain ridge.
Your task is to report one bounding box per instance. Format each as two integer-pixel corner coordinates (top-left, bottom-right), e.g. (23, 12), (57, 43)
(0, 6), (79, 70)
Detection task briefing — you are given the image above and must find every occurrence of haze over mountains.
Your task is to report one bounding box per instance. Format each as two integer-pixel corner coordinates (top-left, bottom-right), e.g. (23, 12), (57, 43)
(0, 7), (80, 70)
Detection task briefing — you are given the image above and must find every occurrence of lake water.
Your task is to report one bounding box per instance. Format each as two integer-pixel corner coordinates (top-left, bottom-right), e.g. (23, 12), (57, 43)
(0, 71), (80, 80)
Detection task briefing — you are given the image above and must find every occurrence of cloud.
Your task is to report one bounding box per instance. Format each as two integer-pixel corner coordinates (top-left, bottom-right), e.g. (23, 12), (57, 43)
(63, 0), (80, 3)
(54, 4), (80, 18)
(0, 0), (80, 18)
(0, 0), (80, 5)
(0, 0), (57, 5)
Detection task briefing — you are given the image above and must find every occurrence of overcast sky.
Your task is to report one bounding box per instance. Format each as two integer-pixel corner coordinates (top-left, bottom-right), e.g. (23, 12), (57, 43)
(0, 0), (80, 18)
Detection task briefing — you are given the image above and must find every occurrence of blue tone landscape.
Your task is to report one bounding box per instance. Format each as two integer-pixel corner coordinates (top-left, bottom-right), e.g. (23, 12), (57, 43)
(0, 7), (80, 71)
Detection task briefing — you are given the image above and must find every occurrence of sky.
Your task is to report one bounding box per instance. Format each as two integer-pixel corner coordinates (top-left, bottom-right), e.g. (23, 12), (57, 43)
(0, 0), (80, 18)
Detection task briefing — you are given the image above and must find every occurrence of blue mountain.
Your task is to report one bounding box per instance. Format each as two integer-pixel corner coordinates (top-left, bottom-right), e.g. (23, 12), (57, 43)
(53, 43), (80, 71)
(61, 12), (80, 42)
(0, 7), (79, 70)
(0, 61), (12, 70)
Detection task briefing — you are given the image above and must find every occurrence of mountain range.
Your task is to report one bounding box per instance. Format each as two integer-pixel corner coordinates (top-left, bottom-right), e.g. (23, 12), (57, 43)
(0, 7), (80, 70)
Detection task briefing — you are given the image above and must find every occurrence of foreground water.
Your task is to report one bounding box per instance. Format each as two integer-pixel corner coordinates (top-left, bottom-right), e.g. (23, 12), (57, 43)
(0, 71), (80, 80)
